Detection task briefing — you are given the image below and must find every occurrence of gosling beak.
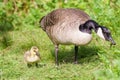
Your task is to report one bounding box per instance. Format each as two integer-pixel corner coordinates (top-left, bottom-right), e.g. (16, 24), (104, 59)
(36, 52), (40, 58)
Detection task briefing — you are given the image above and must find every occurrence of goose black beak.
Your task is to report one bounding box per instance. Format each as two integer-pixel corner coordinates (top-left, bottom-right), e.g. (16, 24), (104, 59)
(98, 26), (116, 46)
(108, 37), (116, 45)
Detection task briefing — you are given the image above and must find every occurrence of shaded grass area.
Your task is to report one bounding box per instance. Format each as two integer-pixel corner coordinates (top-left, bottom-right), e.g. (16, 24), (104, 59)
(50, 45), (99, 64)
(0, 27), (120, 80)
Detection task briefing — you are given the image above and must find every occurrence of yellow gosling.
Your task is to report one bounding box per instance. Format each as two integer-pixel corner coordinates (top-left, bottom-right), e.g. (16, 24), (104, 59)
(24, 46), (40, 67)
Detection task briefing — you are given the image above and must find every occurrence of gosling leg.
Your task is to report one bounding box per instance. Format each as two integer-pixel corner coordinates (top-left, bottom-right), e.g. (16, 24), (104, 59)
(27, 63), (32, 68)
(35, 63), (39, 68)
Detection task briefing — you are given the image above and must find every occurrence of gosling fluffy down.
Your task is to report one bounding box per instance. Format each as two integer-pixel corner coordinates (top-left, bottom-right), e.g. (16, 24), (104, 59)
(24, 46), (40, 67)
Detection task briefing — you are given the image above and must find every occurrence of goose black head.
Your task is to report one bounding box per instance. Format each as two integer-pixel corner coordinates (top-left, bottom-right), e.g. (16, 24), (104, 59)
(79, 20), (116, 45)
(79, 20), (99, 34)
(96, 26), (116, 45)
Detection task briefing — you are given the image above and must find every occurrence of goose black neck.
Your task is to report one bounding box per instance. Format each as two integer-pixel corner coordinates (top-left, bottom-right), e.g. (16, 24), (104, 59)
(79, 20), (99, 34)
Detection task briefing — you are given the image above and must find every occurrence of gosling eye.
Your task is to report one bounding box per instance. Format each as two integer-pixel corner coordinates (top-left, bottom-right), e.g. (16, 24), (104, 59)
(33, 49), (36, 52)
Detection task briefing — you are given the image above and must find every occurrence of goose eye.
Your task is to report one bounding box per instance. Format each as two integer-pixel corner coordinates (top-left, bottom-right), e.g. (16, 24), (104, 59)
(103, 30), (110, 40)
(106, 33), (110, 40)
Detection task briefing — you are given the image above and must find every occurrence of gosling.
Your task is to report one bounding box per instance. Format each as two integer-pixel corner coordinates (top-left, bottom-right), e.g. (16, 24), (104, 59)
(24, 46), (40, 67)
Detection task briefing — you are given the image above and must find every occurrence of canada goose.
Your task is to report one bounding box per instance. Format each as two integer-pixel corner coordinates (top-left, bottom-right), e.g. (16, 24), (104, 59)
(40, 8), (116, 65)
(24, 46), (40, 67)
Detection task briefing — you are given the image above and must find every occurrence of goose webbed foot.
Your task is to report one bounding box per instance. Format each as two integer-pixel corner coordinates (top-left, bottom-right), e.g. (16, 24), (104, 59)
(74, 61), (78, 64)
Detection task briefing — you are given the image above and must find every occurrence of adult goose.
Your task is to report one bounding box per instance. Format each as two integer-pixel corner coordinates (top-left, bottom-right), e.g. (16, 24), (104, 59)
(40, 8), (116, 65)
(24, 46), (40, 67)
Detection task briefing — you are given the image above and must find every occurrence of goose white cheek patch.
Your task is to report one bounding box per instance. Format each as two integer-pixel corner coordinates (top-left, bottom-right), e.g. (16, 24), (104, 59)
(97, 28), (105, 40)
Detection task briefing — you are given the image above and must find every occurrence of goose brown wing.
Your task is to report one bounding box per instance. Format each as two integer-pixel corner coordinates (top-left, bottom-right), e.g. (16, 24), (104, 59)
(40, 8), (90, 31)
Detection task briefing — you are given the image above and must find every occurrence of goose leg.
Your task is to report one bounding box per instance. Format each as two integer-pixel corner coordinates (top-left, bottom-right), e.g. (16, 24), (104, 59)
(55, 45), (59, 65)
(74, 46), (78, 64)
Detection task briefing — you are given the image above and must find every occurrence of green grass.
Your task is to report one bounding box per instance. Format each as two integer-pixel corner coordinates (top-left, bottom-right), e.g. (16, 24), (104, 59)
(0, 0), (120, 80)
(0, 26), (120, 80)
